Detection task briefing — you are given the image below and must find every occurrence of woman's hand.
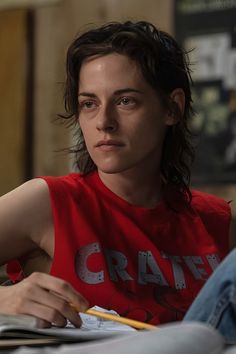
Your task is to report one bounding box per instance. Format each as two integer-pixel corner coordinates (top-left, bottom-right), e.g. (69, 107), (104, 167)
(0, 272), (89, 328)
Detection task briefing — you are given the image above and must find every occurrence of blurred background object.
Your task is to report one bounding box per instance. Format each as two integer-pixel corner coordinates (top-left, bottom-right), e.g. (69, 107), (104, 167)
(0, 0), (61, 10)
(174, 0), (236, 232)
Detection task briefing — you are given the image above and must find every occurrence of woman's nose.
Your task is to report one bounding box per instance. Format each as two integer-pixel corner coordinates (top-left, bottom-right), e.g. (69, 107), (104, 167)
(96, 104), (118, 132)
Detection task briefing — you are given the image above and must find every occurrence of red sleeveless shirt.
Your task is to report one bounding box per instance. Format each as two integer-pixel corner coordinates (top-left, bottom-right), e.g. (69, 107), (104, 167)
(7, 171), (231, 325)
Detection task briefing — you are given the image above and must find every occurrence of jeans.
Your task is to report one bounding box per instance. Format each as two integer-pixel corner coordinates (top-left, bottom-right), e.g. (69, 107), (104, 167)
(184, 248), (236, 344)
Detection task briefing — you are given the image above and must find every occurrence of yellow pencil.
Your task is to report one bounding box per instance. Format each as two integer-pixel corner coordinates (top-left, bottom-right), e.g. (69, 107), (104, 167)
(81, 308), (157, 330)
(70, 303), (157, 330)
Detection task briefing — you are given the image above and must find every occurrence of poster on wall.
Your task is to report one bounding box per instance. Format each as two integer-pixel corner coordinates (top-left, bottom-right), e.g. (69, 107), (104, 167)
(175, 0), (236, 183)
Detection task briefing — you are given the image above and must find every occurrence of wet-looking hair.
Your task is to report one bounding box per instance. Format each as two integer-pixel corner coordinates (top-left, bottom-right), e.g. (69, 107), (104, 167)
(60, 20), (195, 202)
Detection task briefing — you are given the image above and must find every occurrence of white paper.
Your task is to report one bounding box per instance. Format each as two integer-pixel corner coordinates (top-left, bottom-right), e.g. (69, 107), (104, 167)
(0, 306), (135, 343)
(79, 306), (135, 331)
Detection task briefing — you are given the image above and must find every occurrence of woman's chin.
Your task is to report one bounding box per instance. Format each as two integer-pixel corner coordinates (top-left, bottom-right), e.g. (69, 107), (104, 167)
(96, 163), (128, 174)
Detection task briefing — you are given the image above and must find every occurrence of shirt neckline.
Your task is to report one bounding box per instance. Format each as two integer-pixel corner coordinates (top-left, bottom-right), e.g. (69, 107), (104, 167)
(87, 170), (167, 214)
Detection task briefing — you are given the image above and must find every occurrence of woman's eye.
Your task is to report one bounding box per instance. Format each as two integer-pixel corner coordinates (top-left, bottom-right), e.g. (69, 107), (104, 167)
(119, 97), (135, 106)
(79, 100), (97, 110)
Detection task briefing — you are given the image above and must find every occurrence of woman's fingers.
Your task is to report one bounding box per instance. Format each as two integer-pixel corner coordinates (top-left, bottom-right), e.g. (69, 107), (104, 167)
(0, 272), (89, 327)
(19, 285), (82, 328)
(26, 272), (89, 311)
(21, 300), (68, 327)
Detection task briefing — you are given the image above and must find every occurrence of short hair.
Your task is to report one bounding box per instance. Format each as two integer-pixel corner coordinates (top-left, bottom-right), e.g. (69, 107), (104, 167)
(60, 20), (195, 201)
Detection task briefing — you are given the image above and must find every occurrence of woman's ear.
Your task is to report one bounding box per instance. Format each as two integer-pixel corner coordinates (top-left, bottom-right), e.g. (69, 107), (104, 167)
(165, 88), (185, 126)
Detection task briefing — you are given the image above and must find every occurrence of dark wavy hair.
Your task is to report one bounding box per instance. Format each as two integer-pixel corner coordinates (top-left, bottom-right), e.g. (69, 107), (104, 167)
(60, 20), (195, 201)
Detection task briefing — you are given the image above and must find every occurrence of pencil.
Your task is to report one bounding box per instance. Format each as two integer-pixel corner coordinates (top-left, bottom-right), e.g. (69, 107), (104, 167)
(70, 303), (157, 330)
(84, 309), (157, 329)
(82, 308), (157, 330)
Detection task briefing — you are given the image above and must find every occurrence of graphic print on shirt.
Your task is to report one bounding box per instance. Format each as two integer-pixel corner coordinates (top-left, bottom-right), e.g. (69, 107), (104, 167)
(75, 242), (221, 322)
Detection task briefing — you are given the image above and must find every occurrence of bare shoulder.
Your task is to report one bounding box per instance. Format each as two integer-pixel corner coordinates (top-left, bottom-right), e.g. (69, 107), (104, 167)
(0, 178), (53, 264)
(0, 178), (50, 220)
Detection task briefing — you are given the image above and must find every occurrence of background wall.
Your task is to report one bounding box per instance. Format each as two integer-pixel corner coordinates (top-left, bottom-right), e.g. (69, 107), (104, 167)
(0, 10), (27, 195)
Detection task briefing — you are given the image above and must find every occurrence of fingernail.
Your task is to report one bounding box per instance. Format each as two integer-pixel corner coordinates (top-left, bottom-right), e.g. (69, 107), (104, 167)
(81, 300), (89, 311)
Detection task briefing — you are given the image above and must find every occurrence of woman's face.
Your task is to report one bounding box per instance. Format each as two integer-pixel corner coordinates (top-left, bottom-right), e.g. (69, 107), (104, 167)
(78, 53), (175, 175)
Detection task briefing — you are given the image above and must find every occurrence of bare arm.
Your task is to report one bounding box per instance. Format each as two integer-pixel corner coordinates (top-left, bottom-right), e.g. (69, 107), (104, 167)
(0, 179), (88, 327)
(0, 178), (52, 263)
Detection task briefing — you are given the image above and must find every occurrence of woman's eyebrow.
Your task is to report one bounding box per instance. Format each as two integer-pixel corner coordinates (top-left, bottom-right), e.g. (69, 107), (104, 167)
(78, 88), (143, 98)
(78, 92), (96, 98)
(113, 88), (143, 95)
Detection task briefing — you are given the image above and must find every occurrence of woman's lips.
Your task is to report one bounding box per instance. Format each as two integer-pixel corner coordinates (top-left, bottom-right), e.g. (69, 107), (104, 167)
(95, 140), (124, 151)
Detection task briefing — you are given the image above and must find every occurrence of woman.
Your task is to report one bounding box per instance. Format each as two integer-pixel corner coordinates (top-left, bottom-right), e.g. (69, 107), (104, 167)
(0, 21), (232, 328)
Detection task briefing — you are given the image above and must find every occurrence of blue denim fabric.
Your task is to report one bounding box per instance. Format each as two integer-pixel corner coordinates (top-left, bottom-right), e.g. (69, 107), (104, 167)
(183, 248), (236, 344)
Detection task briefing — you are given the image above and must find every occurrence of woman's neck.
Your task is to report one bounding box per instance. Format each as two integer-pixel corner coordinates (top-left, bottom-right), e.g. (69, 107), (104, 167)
(98, 169), (162, 208)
